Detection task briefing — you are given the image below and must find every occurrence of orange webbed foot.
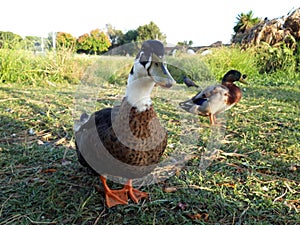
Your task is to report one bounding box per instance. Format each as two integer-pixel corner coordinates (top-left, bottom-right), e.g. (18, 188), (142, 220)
(100, 176), (128, 208)
(124, 179), (149, 203)
(128, 187), (148, 203)
(105, 188), (128, 208)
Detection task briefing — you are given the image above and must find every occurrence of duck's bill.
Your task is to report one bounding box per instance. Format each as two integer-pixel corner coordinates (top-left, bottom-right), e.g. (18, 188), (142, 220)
(151, 63), (176, 88)
(148, 53), (176, 88)
(239, 75), (248, 84)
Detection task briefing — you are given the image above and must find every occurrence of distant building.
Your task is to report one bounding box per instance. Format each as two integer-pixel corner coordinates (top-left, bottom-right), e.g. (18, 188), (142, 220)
(165, 41), (227, 56)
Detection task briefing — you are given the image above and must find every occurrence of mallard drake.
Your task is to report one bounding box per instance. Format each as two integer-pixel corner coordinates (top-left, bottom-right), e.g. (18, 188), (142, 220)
(179, 70), (247, 125)
(183, 76), (199, 88)
(75, 40), (176, 208)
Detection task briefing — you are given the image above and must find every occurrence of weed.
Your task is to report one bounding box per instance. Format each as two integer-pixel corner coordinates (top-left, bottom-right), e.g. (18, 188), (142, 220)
(0, 47), (299, 224)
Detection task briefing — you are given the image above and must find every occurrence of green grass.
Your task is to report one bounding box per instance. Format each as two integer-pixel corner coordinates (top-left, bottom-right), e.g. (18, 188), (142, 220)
(0, 48), (93, 85)
(0, 75), (299, 224)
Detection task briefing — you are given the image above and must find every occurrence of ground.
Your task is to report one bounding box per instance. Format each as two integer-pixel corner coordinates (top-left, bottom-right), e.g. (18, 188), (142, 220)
(0, 82), (299, 224)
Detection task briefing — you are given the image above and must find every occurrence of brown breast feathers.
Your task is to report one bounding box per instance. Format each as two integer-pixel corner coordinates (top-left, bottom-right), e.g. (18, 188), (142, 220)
(223, 83), (242, 105)
(97, 98), (167, 167)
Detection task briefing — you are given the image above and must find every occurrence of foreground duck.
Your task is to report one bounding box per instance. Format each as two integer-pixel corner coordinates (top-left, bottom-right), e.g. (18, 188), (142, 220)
(179, 70), (247, 125)
(75, 40), (176, 208)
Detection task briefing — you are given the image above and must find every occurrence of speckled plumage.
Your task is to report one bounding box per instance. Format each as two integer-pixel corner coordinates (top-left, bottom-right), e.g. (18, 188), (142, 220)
(76, 98), (167, 179)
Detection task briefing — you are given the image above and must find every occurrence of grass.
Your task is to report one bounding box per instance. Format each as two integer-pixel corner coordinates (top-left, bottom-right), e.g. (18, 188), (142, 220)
(0, 48), (93, 85)
(0, 52), (299, 224)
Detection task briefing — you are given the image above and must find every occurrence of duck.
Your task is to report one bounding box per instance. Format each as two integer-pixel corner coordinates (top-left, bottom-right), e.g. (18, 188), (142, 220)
(183, 76), (199, 88)
(179, 70), (247, 125)
(75, 40), (176, 208)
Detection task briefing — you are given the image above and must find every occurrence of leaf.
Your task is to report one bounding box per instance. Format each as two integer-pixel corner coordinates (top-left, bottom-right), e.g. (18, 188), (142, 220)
(163, 187), (177, 193)
(217, 183), (235, 188)
(187, 213), (209, 221)
(220, 150), (248, 158)
(55, 137), (66, 145)
(37, 139), (44, 145)
(42, 168), (57, 173)
(42, 133), (52, 141)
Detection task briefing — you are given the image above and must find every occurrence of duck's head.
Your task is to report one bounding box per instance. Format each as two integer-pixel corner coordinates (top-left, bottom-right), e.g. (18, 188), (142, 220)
(128, 40), (176, 88)
(125, 40), (176, 111)
(222, 70), (248, 84)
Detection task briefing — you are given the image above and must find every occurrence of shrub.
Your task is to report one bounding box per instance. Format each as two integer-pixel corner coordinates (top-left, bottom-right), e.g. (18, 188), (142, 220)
(167, 55), (213, 84)
(254, 42), (297, 74)
(0, 46), (92, 85)
(83, 56), (132, 85)
(200, 46), (258, 80)
(56, 32), (77, 52)
(200, 44), (299, 86)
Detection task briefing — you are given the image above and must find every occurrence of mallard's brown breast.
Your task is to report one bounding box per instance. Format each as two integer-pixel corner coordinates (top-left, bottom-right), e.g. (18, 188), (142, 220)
(223, 83), (242, 105)
(98, 98), (167, 167)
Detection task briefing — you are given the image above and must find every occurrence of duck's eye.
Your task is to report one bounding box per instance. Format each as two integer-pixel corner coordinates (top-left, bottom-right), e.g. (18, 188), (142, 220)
(155, 62), (159, 67)
(242, 75), (247, 79)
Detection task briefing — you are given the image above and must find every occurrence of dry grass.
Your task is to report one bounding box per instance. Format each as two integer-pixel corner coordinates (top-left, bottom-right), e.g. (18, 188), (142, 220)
(0, 76), (299, 224)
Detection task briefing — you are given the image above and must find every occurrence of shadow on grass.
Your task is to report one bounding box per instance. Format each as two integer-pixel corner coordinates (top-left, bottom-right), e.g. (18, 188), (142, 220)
(0, 85), (75, 143)
(0, 141), (101, 224)
(0, 85), (90, 223)
(0, 84), (299, 224)
(1, 142), (299, 224)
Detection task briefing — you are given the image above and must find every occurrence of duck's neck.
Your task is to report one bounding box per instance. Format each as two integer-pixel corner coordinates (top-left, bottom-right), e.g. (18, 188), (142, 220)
(125, 76), (155, 112)
(222, 81), (235, 86)
(222, 82), (242, 105)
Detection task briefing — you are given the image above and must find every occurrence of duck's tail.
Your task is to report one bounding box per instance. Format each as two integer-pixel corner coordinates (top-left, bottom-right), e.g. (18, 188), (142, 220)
(74, 112), (90, 132)
(179, 99), (195, 113)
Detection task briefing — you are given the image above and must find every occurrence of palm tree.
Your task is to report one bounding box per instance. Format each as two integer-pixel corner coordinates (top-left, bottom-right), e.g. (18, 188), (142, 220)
(234, 10), (261, 33)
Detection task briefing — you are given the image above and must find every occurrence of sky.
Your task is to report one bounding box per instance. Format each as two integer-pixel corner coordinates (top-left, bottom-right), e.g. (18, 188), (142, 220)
(1, 0), (299, 46)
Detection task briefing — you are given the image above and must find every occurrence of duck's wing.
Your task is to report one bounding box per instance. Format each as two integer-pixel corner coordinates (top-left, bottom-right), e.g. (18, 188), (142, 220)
(198, 85), (233, 115)
(194, 85), (231, 115)
(180, 84), (230, 116)
(75, 106), (139, 178)
(75, 108), (113, 172)
(193, 85), (228, 100)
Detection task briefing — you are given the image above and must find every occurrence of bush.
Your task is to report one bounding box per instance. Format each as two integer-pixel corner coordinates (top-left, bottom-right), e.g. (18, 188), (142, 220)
(200, 46), (258, 80)
(1, 43), (299, 87)
(254, 42), (297, 74)
(167, 55), (213, 84)
(80, 56), (133, 86)
(200, 44), (299, 86)
(0, 46), (92, 85)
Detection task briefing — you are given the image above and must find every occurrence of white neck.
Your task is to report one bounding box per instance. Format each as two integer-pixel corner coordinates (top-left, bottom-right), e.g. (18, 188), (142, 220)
(125, 76), (155, 112)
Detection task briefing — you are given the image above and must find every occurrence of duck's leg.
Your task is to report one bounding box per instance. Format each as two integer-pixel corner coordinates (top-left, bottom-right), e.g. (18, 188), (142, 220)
(124, 179), (148, 203)
(209, 114), (216, 125)
(99, 176), (128, 208)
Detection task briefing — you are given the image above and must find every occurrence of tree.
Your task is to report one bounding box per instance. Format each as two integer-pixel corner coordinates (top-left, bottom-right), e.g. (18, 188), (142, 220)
(77, 29), (111, 54)
(121, 30), (138, 44)
(76, 33), (91, 54)
(106, 24), (124, 48)
(0, 31), (22, 48)
(234, 10), (261, 34)
(23, 36), (50, 52)
(90, 29), (111, 54)
(23, 36), (40, 50)
(56, 32), (77, 52)
(136, 21), (166, 42)
(177, 40), (193, 47)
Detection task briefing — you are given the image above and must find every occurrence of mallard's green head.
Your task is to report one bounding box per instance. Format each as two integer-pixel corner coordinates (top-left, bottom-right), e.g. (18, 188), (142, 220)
(222, 70), (248, 84)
